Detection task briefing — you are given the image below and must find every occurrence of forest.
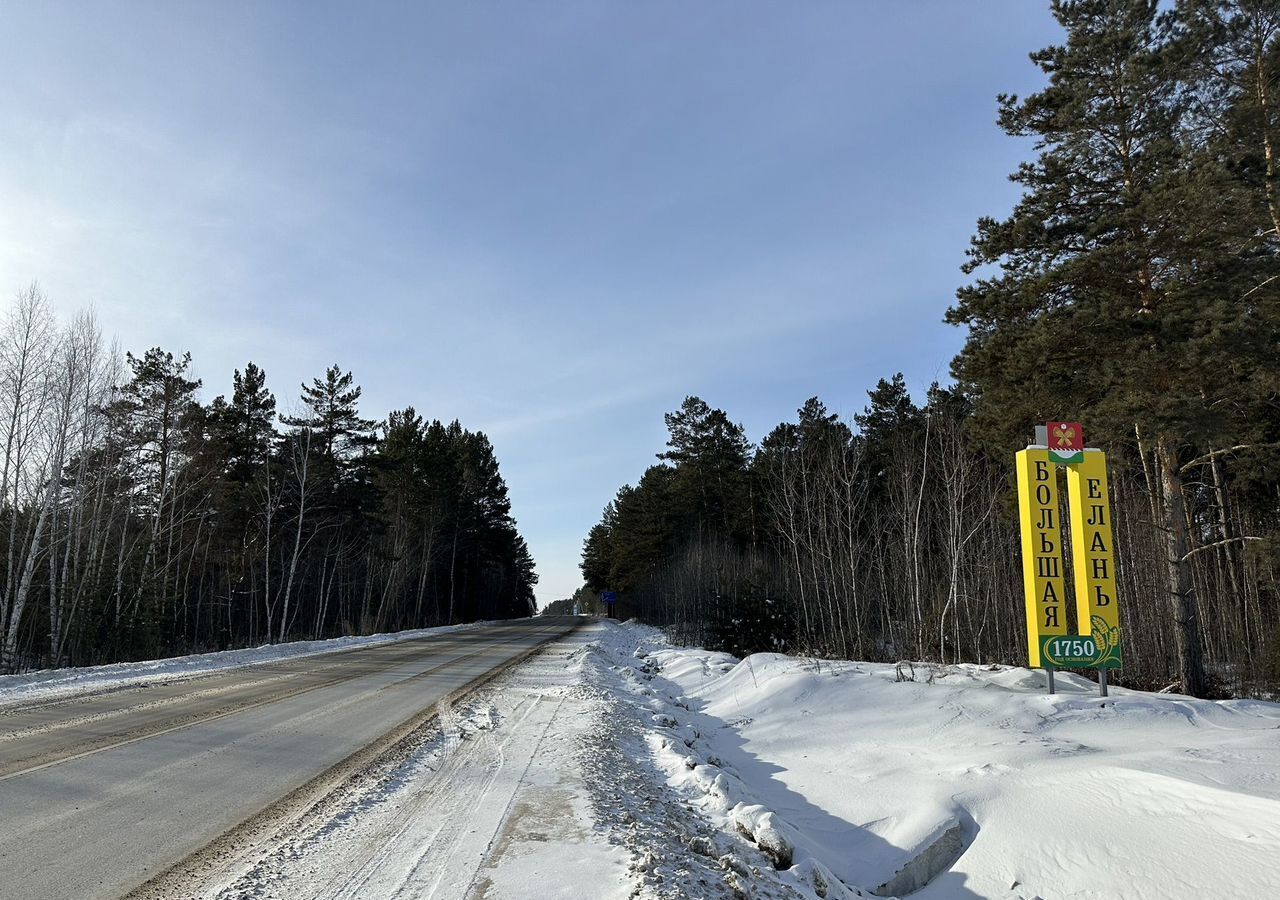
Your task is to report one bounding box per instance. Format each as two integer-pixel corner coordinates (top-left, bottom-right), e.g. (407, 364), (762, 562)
(580, 1), (1280, 699)
(0, 288), (537, 673)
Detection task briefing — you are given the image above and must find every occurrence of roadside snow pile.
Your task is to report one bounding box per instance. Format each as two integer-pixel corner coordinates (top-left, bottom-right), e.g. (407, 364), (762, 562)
(584, 620), (1280, 900)
(577, 623), (844, 899)
(0, 621), (485, 706)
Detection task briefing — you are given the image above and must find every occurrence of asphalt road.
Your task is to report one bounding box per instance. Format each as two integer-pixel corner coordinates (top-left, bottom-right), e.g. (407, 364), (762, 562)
(0, 617), (579, 900)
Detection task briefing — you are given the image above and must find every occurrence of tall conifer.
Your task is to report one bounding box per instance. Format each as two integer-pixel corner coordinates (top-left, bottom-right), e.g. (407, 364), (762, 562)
(948, 0), (1280, 696)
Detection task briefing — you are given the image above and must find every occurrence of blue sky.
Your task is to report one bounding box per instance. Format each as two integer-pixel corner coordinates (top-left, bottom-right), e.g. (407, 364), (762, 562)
(0, 2), (1058, 605)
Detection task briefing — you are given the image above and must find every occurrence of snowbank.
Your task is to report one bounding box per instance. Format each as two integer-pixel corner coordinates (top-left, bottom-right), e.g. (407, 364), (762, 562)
(583, 621), (1280, 900)
(0, 622), (488, 706)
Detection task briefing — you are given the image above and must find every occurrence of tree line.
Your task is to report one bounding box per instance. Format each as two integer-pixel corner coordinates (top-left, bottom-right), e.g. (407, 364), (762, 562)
(0, 287), (536, 673)
(580, 0), (1280, 699)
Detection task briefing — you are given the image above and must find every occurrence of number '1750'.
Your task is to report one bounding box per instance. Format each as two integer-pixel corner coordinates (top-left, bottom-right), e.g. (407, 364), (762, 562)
(1049, 638), (1096, 659)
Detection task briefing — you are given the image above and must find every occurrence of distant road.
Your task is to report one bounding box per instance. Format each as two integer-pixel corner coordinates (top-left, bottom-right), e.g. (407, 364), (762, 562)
(0, 617), (579, 900)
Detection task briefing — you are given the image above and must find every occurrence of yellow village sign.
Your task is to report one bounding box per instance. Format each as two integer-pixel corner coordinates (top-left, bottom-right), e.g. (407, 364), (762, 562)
(1016, 423), (1122, 693)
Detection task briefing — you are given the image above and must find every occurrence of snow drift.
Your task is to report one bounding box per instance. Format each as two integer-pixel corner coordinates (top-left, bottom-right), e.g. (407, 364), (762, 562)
(588, 620), (1280, 899)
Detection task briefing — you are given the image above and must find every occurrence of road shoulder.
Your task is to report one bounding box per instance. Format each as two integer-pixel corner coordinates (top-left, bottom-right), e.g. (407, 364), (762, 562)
(202, 625), (635, 900)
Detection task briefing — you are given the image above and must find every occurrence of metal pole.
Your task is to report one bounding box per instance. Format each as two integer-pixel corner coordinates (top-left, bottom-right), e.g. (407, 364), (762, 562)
(1046, 665), (1056, 695)
(1098, 668), (1109, 698)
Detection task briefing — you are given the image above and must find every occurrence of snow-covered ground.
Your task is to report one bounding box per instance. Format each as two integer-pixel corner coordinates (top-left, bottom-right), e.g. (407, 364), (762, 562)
(606, 623), (1280, 900)
(0, 622), (485, 706)
(13, 620), (1278, 898)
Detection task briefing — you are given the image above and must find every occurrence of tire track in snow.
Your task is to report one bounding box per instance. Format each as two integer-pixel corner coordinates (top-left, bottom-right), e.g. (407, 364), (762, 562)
(204, 630), (630, 900)
(322, 694), (542, 900)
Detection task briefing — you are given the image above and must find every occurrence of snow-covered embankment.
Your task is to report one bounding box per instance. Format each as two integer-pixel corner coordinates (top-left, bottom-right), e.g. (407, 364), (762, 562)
(587, 621), (1280, 899)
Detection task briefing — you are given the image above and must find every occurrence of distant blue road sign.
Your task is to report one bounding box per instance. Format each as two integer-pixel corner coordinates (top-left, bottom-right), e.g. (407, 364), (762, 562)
(601, 591), (618, 604)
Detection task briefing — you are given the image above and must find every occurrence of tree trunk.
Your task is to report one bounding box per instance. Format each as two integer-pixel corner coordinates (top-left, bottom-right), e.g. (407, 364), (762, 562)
(1157, 438), (1207, 697)
(2, 456), (59, 672)
(278, 433), (311, 643)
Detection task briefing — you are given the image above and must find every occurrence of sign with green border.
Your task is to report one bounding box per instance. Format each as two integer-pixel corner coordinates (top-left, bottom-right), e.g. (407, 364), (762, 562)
(1039, 629), (1121, 669)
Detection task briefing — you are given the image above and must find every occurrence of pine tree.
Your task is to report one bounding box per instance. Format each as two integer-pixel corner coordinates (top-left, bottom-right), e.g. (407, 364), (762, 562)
(609, 466), (679, 591)
(947, 0), (1280, 696)
(282, 364), (377, 464)
(855, 374), (922, 484)
(112, 349), (202, 511)
(659, 396), (751, 540)
(221, 363), (276, 482)
(581, 519), (615, 590)
(1181, 0), (1280, 236)
(105, 348), (204, 653)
